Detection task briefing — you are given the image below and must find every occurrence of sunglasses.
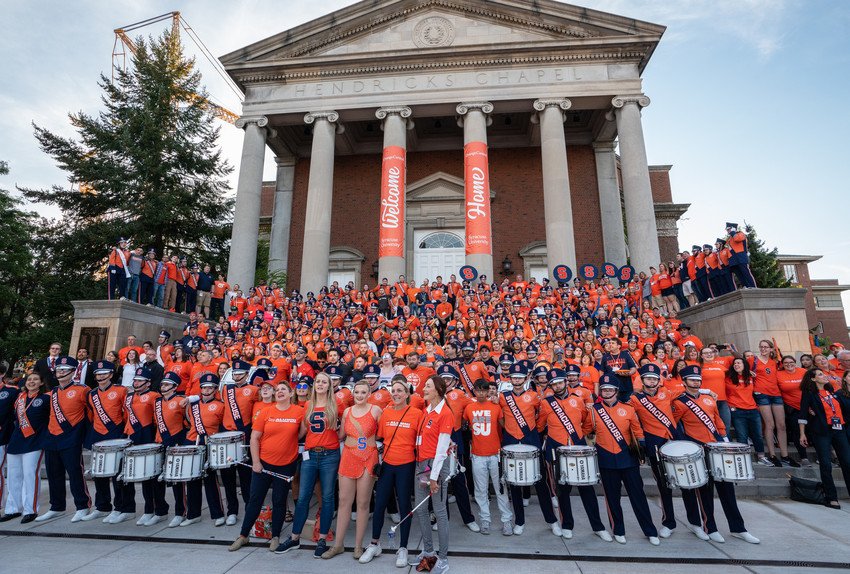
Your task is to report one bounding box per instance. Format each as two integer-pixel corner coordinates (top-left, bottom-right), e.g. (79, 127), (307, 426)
(295, 383), (309, 390)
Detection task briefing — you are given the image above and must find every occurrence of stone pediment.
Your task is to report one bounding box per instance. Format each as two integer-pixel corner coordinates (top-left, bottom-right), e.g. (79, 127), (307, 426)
(407, 171), (495, 202)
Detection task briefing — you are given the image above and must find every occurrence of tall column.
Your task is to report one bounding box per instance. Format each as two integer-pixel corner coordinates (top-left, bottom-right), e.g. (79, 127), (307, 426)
(300, 111), (342, 294)
(593, 140), (628, 264)
(268, 154), (296, 278)
(533, 98), (576, 275)
(612, 95), (661, 274)
(227, 116), (268, 291)
(375, 106), (412, 284)
(456, 101), (494, 281)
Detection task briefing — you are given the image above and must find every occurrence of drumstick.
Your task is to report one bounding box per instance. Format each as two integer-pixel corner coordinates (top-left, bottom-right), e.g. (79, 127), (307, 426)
(227, 458), (293, 482)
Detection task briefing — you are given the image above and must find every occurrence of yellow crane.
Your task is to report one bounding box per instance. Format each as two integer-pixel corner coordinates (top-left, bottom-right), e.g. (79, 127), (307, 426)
(112, 11), (242, 124)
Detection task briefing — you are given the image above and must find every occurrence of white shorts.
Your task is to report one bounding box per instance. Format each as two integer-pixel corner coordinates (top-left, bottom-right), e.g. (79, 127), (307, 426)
(682, 280), (694, 296)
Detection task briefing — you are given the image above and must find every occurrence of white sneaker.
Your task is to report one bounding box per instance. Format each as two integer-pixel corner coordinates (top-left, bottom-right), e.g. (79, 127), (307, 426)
(35, 510), (64, 522)
(522, 498), (530, 507)
(214, 517), (226, 527)
(466, 521), (480, 533)
(390, 513), (401, 524)
(225, 514), (237, 526)
(432, 558), (449, 574)
(103, 510), (121, 524)
(561, 528), (573, 539)
(731, 531), (760, 544)
(111, 512), (134, 524)
(757, 456), (774, 466)
(137, 513), (154, 526)
(168, 515), (185, 528)
(81, 509), (106, 522)
(512, 524), (524, 535)
(614, 535), (627, 544)
(179, 517), (200, 527)
(144, 514), (166, 526)
(501, 522), (513, 536)
(708, 531), (725, 543)
(595, 530), (613, 542)
(71, 509), (89, 523)
(549, 522), (562, 537)
(359, 543), (382, 564)
(395, 547), (408, 568)
(687, 523), (710, 541)
(658, 526), (673, 538)
(648, 536), (660, 546)
(432, 522), (438, 531)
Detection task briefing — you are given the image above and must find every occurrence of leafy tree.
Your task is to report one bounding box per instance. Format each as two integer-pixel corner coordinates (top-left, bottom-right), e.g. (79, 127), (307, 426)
(744, 223), (790, 288)
(19, 29), (233, 274)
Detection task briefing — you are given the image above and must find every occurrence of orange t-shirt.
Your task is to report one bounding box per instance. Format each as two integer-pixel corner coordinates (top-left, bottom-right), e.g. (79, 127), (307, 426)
(776, 368), (805, 410)
(378, 406), (423, 465)
(417, 402), (454, 461)
(252, 401), (274, 420)
(445, 388), (472, 431)
(463, 401), (503, 456)
(403, 365), (436, 396)
(367, 388), (393, 410)
(212, 280), (229, 299)
(700, 356), (733, 401)
(750, 357), (781, 396)
(187, 362), (218, 397)
(304, 403), (343, 450)
(253, 403), (304, 466)
(724, 378), (757, 410)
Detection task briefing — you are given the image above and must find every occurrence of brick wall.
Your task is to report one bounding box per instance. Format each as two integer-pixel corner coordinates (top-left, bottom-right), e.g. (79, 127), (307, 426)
(649, 166), (673, 202)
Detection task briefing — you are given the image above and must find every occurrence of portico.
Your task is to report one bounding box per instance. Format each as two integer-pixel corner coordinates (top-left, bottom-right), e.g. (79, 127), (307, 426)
(221, 0), (673, 292)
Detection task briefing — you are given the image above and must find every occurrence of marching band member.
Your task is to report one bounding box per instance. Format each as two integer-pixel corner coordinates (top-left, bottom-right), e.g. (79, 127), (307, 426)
(672, 366), (760, 544)
(39, 356), (92, 523)
(498, 362), (561, 537)
(628, 363), (678, 538)
(85, 361), (131, 523)
(124, 367), (169, 526)
(414, 375), (454, 574)
(592, 374), (660, 545)
(0, 361), (21, 518)
(540, 368), (610, 541)
(229, 383), (304, 551)
(2, 372), (49, 523)
(360, 375), (424, 565)
(155, 372), (190, 527)
(184, 373), (227, 526)
(220, 359), (258, 525)
(322, 379), (382, 560)
(277, 372), (342, 557)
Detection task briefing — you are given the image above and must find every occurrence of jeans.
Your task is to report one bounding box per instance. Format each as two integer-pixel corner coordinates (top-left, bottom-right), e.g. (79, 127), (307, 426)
(210, 297), (224, 321)
(673, 283), (689, 309)
(373, 461), (415, 546)
(292, 449), (339, 537)
(152, 283), (165, 308)
(730, 408), (765, 453)
(471, 454), (512, 524)
(415, 458), (449, 560)
(784, 405), (808, 460)
(810, 430), (850, 502)
(716, 400), (732, 434)
(239, 459), (296, 538)
(125, 274), (140, 301)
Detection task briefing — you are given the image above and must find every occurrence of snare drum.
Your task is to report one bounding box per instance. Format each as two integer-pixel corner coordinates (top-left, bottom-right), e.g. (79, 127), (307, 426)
(659, 440), (708, 489)
(122, 443), (164, 482)
(207, 431), (245, 469)
(501, 444), (541, 486)
(556, 445), (599, 485)
(91, 439), (132, 478)
(164, 445), (206, 482)
(706, 442), (755, 482)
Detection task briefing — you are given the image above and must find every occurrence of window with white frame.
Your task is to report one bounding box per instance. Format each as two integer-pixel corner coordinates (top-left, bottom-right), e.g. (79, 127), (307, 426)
(783, 264), (798, 284)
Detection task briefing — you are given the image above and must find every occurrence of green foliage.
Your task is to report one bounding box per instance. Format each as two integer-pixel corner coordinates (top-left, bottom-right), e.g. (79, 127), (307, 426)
(253, 239), (287, 289)
(744, 223), (790, 289)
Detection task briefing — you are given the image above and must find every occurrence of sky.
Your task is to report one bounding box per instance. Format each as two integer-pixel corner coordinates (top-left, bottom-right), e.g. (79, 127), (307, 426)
(1, 0), (848, 322)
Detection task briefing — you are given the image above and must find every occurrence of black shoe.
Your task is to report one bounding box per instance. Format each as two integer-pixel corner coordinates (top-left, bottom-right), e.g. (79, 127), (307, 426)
(21, 514), (37, 524)
(313, 539), (327, 558)
(783, 456), (800, 468)
(0, 513), (21, 522)
(771, 456), (783, 468)
(274, 537), (300, 555)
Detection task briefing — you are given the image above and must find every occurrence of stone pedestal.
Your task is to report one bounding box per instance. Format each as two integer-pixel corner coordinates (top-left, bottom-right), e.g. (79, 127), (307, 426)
(70, 301), (189, 359)
(677, 289), (810, 355)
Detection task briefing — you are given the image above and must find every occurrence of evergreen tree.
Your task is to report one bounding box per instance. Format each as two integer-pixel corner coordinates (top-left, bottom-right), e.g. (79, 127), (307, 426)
(19, 29), (233, 274)
(745, 223), (790, 288)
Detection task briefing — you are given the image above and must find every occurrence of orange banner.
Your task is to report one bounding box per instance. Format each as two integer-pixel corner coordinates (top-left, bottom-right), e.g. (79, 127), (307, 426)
(379, 145), (406, 258)
(463, 141), (492, 255)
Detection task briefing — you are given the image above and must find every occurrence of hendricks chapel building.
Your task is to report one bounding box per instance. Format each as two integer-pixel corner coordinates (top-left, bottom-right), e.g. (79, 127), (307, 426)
(221, 0), (687, 293)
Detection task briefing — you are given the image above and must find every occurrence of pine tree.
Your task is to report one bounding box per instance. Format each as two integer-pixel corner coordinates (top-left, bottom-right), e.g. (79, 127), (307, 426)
(745, 223), (790, 288)
(19, 29), (233, 273)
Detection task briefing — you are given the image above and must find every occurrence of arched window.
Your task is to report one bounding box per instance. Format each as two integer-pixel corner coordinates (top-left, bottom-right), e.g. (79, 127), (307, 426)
(418, 232), (463, 249)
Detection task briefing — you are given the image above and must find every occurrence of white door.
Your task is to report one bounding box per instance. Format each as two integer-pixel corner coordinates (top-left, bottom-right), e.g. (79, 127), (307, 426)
(328, 270), (357, 290)
(528, 265), (549, 283)
(413, 230), (465, 284)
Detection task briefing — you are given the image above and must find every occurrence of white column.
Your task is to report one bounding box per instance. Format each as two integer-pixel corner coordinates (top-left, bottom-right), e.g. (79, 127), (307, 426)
(300, 111), (342, 294)
(227, 116), (268, 291)
(375, 106), (412, 284)
(612, 95), (660, 274)
(456, 101), (494, 282)
(593, 140), (628, 264)
(533, 98), (576, 275)
(268, 154), (296, 277)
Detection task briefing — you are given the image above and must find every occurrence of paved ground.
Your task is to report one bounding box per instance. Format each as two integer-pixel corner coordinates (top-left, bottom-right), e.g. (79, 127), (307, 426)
(1, 475), (849, 574)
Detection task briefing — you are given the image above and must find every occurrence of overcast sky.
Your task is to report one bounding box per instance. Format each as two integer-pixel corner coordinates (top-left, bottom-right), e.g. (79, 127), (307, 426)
(1, 0), (848, 322)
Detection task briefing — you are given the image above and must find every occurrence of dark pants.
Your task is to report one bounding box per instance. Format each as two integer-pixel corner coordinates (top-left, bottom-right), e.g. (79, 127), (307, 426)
(721, 268), (736, 294)
(185, 288), (197, 315)
(503, 432), (557, 526)
(107, 265), (126, 300)
(811, 430), (850, 502)
(449, 429), (476, 524)
(239, 460), (296, 538)
(784, 406), (808, 461)
(681, 476), (745, 534)
(696, 274), (713, 300)
(45, 445), (90, 511)
(673, 283), (689, 309)
(600, 465), (657, 537)
(646, 445), (677, 530)
(373, 461), (415, 546)
(140, 275), (154, 305)
(709, 273), (726, 298)
(187, 472), (225, 520)
(691, 275), (706, 303)
(210, 298), (224, 321)
(176, 284), (186, 313)
(93, 476), (133, 513)
(171, 482), (187, 517)
(731, 408), (765, 453)
(217, 466), (242, 517)
(730, 263), (756, 288)
(140, 478), (169, 516)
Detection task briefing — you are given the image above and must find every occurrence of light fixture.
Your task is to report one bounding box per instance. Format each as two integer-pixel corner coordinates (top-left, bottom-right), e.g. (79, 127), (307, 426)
(501, 256), (513, 276)
(371, 260), (379, 279)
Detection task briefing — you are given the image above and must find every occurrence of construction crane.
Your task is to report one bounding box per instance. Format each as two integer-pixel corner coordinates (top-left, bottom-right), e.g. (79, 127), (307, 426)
(112, 11), (242, 124)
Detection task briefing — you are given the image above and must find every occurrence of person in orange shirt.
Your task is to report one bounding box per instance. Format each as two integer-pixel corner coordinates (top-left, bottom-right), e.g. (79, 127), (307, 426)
(229, 383), (304, 552)
(539, 369), (609, 540)
(220, 360), (259, 523)
(163, 254), (180, 311)
(184, 374), (227, 526)
(776, 355), (809, 465)
(154, 374), (190, 528)
(691, 245), (710, 303)
(725, 357), (770, 467)
(39, 357), (92, 523)
(107, 238), (130, 300)
(118, 335), (144, 366)
(699, 345), (734, 430)
(210, 274), (230, 320)
(591, 374), (659, 545)
(402, 351), (435, 396)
